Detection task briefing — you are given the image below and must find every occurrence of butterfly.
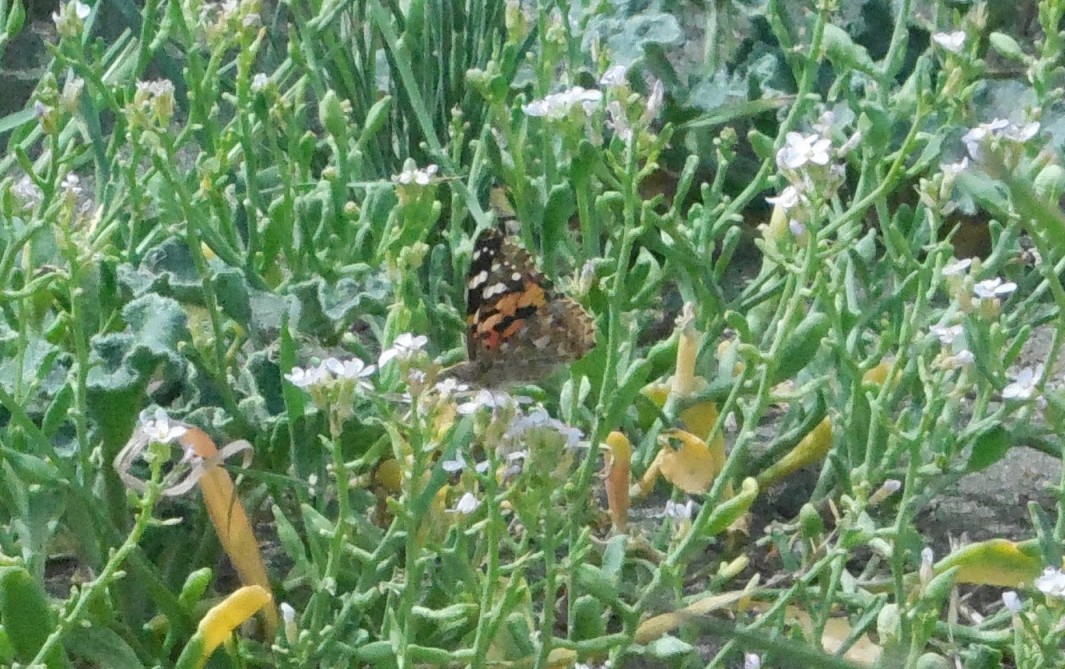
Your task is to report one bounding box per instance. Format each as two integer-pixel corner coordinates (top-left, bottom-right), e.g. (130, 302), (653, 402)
(445, 228), (596, 387)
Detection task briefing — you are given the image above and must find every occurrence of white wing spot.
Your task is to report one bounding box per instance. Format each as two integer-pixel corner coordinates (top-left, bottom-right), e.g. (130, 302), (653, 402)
(483, 282), (510, 298)
(468, 270), (488, 288)
(511, 272), (522, 281)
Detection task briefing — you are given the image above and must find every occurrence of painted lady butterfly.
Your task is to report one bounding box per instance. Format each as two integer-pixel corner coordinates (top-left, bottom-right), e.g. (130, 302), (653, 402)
(446, 228), (596, 387)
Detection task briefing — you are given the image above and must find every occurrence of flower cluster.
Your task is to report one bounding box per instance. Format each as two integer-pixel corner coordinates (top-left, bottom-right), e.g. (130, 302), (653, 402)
(12, 176), (44, 211)
(285, 357), (375, 391)
(391, 164), (439, 187)
(520, 64), (664, 151)
(285, 356), (376, 418)
(200, 0), (262, 46)
(766, 114), (855, 239)
(391, 162), (440, 207)
(929, 323), (974, 371)
(940, 257), (1018, 318)
(127, 79), (176, 131)
(522, 86), (602, 120)
(962, 118), (1040, 163)
(52, 0), (90, 39)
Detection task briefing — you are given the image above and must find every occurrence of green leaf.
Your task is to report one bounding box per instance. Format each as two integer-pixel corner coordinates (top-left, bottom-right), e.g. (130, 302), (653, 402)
(214, 268), (252, 325)
(594, 12), (684, 65)
(645, 634), (695, 659)
(965, 425), (1011, 473)
(65, 626), (143, 669)
(0, 566), (68, 669)
(86, 294), (189, 395)
(1029, 502), (1061, 569)
(989, 32), (1025, 61)
(822, 23), (878, 76)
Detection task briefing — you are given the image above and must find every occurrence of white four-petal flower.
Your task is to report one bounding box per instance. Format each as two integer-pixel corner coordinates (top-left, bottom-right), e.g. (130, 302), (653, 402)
(1035, 566), (1065, 598)
(139, 408), (187, 444)
(1003, 365), (1042, 400)
(378, 332), (429, 367)
(931, 31), (966, 53)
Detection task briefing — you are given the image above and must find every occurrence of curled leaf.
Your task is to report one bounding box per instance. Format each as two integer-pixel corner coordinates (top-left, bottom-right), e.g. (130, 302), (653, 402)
(180, 427), (278, 637)
(635, 579), (759, 644)
(603, 432), (631, 532)
(935, 538), (1042, 587)
(756, 417), (832, 489)
(177, 585), (272, 669)
(657, 429), (719, 494)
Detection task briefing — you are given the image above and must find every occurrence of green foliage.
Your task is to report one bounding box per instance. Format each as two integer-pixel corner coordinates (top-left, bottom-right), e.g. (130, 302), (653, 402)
(0, 0), (1064, 668)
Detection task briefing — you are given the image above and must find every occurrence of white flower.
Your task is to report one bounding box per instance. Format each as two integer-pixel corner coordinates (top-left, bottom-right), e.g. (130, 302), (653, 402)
(1035, 567), (1065, 598)
(284, 365), (326, 389)
(788, 219), (806, 237)
(139, 408), (187, 444)
(323, 357), (375, 390)
(522, 86), (603, 120)
(506, 408), (583, 448)
(443, 453), (488, 473)
(33, 101), (52, 120)
(251, 73), (269, 92)
(52, 0), (90, 36)
(450, 492), (480, 514)
(765, 185), (801, 210)
(605, 101), (632, 143)
(931, 31), (966, 53)
(921, 547), (934, 565)
(642, 79), (664, 123)
(919, 547), (935, 587)
(724, 412), (738, 433)
(962, 118), (1009, 160)
(280, 602), (296, 623)
(1005, 122), (1040, 143)
(391, 164), (438, 186)
(137, 79), (174, 97)
(600, 65), (628, 87)
(664, 499), (694, 520)
(280, 602), (298, 643)
(441, 453), (467, 473)
(972, 277), (1017, 300)
(837, 130), (862, 155)
(1003, 365), (1042, 400)
(434, 378), (469, 396)
(812, 110), (835, 137)
(941, 157), (970, 176)
(744, 653), (762, 669)
(61, 173), (83, 197)
(869, 479), (902, 505)
(1001, 591), (1022, 614)
(963, 119), (1038, 161)
(942, 257), (973, 277)
(930, 324), (963, 346)
(12, 176), (43, 210)
(457, 389), (516, 415)
(776, 132), (832, 170)
(378, 333), (429, 367)
(940, 349), (975, 370)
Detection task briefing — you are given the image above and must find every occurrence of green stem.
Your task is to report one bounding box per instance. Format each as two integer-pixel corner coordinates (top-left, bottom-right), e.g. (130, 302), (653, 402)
(31, 454), (165, 666)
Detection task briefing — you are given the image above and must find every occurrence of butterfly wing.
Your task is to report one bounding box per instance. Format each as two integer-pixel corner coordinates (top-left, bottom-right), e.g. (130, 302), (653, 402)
(462, 228), (595, 386)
